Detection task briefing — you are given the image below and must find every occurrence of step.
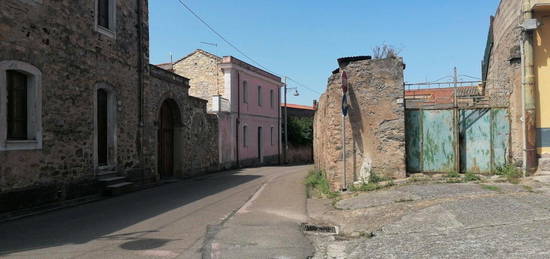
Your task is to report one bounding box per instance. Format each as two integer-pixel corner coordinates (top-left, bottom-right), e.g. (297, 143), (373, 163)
(98, 176), (126, 185)
(538, 158), (550, 172)
(535, 171), (550, 176)
(104, 182), (134, 196)
(97, 171), (118, 178)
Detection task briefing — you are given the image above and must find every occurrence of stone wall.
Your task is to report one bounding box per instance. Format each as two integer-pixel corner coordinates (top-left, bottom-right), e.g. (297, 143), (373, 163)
(172, 50), (224, 111)
(144, 66), (219, 179)
(484, 0), (523, 164)
(0, 0), (149, 211)
(314, 57), (406, 191)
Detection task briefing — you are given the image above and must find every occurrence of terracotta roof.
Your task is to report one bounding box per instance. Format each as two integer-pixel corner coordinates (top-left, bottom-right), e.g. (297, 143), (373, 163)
(405, 86), (481, 104)
(221, 56), (281, 82)
(337, 56), (372, 67)
(156, 62), (174, 72)
(282, 103), (316, 110)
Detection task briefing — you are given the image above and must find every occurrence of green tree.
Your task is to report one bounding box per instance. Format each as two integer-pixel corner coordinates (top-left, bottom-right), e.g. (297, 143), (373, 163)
(287, 117), (313, 146)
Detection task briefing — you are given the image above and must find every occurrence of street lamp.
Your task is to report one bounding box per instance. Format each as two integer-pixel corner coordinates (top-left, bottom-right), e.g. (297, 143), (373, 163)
(283, 77), (299, 164)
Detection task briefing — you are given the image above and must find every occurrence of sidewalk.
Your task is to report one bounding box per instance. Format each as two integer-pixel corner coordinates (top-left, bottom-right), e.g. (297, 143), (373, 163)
(202, 165), (314, 259)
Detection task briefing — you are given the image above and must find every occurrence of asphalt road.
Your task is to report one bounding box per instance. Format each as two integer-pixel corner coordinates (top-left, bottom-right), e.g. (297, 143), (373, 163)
(0, 165), (313, 259)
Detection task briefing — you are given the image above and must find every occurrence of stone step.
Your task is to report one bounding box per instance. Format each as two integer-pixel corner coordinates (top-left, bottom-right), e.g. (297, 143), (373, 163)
(98, 176), (126, 186)
(535, 171), (550, 176)
(104, 182), (134, 196)
(97, 171), (119, 179)
(538, 158), (550, 172)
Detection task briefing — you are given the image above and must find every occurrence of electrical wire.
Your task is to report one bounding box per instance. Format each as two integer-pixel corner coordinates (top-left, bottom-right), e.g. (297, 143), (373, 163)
(175, 0), (321, 95)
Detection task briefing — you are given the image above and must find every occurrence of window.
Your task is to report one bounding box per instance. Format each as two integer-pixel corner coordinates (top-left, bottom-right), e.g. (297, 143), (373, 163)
(95, 0), (116, 38)
(243, 81), (248, 104)
(243, 125), (248, 147)
(0, 61), (43, 151)
(257, 86), (262, 106)
(7, 71), (28, 140)
(270, 89), (274, 109)
(270, 127), (274, 146)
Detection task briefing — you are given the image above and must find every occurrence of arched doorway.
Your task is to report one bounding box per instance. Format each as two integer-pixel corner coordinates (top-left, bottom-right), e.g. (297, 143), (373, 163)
(97, 89), (109, 166)
(158, 99), (180, 178)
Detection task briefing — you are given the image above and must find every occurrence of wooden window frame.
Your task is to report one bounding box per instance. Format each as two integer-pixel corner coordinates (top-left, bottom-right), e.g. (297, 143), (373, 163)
(95, 0), (117, 39)
(0, 61), (42, 151)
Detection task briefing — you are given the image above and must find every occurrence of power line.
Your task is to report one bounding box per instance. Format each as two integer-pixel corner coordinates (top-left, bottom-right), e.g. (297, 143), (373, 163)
(175, 0), (321, 95)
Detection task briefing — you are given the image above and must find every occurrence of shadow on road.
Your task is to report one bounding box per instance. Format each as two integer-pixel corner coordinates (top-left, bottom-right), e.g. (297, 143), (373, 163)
(0, 169), (261, 255)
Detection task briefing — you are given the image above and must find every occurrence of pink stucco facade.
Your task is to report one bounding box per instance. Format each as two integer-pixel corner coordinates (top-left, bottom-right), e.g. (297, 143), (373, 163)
(165, 50), (282, 168)
(218, 56), (282, 167)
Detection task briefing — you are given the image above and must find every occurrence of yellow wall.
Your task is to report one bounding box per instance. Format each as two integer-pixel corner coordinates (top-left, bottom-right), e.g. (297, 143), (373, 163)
(534, 13), (550, 154)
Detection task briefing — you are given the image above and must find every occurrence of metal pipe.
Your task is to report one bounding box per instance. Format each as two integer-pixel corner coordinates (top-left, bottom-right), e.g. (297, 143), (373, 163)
(137, 0), (144, 168)
(284, 77), (288, 164)
(522, 0), (538, 174)
(277, 87), (281, 164)
(236, 72), (240, 167)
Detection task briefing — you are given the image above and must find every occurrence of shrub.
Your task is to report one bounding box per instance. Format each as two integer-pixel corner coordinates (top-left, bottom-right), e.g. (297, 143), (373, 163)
(305, 169), (339, 198)
(495, 164), (522, 184)
(368, 171), (391, 184)
(464, 172), (481, 182)
(349, 182), (381, 192)
(447, 171), (461, 178)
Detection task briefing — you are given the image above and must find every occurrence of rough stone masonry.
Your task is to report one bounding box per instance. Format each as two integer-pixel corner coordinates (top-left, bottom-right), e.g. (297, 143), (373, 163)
(314, 57), (406, 190)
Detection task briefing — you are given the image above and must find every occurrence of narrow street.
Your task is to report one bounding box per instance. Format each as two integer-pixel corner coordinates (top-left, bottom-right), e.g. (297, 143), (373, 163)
(0, 165), (313, 259)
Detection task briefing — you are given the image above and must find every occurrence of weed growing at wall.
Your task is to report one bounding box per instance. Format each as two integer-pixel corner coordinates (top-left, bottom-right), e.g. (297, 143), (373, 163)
(495, 164), (522, 184)
(464, 172), (481, 182)
(305, 169), (339, 199)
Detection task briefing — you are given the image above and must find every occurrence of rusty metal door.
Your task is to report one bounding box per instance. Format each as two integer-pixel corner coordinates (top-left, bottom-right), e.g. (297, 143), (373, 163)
(460, 109), (510, 173)
(406, 108), (510, 174)
(158, 102), (174, 178)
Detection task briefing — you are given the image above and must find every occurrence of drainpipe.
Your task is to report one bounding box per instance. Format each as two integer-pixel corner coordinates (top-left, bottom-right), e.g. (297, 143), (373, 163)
(522, 0), (538, 175)
(236, 71), (240, 167)
(277, 87), (281, 164)
(137, 0), (145, 169)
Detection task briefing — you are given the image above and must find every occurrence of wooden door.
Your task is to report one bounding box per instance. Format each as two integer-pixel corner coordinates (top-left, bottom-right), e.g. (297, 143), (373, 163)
(158, 102), (174, 178)
(97, 89), (108, 166)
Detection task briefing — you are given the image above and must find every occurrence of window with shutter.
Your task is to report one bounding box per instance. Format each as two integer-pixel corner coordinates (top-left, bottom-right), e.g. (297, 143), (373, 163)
(6, 70), (28, 140)
(97, 0), (110, 29)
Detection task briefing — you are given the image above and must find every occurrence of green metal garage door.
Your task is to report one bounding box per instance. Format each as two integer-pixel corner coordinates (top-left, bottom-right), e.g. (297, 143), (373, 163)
(406, 109), (510, 174)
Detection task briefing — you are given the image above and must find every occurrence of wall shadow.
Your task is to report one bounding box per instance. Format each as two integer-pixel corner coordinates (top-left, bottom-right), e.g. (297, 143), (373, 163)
(0, 169), (260, 255)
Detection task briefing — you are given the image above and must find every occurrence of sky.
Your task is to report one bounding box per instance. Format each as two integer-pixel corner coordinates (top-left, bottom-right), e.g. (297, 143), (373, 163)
(149, 0), (500, 106)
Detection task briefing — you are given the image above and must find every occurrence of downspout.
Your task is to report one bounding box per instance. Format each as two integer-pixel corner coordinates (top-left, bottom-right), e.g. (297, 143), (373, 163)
(277, 87), (281, 165)
(236, 71), (240, 167)
(137, 0), (145, 169)
(522, 0), (538, 175)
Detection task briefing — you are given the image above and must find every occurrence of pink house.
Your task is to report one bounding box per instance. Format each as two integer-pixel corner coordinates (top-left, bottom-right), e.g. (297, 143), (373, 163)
(164, 50), (283, 168)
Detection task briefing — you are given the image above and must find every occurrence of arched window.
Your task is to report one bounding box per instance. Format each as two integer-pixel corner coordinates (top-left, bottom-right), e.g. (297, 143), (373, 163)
(0, 61), (42, 151)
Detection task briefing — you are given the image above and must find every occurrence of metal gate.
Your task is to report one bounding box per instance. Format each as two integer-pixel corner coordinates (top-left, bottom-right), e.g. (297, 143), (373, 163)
(406, 108), (510, 174)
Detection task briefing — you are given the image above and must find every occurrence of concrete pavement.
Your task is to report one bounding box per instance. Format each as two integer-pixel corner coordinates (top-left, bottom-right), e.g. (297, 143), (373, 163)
(203, 165), (314, 259)
(0, 165), (313, 259)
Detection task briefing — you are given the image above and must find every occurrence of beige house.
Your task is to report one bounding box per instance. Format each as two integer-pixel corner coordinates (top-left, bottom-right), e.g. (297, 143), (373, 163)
(158, 50), (225, 111)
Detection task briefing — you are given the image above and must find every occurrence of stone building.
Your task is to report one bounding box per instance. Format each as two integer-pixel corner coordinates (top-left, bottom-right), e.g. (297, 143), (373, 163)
(483, 0), (550, 173)
(0, 0), (217, 213)
(164, 50), (283, 169)
(314, 57), (406, 191)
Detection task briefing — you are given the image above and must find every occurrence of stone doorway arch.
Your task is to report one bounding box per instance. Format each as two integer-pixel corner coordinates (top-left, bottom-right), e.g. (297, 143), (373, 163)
(157, 99), (182, 178)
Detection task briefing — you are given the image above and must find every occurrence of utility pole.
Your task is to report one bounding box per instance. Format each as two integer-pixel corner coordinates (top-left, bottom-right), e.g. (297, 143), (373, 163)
(453, 67), (460, 173)
(283, 76), (288, 164)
